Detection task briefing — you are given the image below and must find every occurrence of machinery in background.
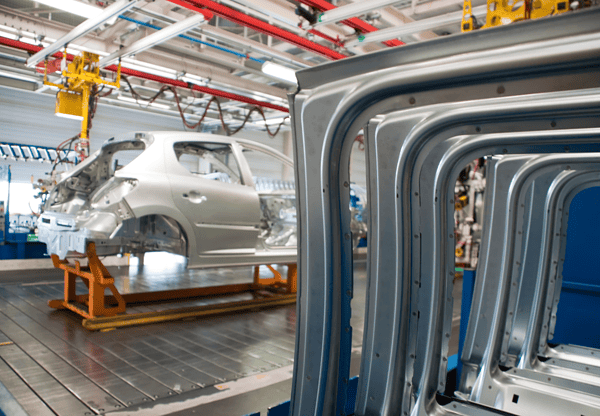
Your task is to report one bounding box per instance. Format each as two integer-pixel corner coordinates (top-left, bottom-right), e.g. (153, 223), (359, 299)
(454, 159), (486, 268)
(0, 166), (47, 260)
(43, 51), (121, 158)
(461, 0), (596, 32)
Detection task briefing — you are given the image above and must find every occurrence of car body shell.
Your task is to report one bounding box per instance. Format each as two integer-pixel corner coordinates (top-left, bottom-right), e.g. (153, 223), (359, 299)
(38, 131), (301, 268)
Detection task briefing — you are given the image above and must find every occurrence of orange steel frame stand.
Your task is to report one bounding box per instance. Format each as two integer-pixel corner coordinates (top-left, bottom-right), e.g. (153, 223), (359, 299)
(48, 243), (126, 319)
(48, 242), (297, 328)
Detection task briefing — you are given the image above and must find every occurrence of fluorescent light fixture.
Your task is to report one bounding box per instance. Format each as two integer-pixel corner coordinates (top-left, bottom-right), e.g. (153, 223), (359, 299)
(99, 15), (207, 68)
(308, 0), (401, 28)
(27, 0), (139, 67)
(31, 0), (100, 19)
(117, 95), (171, 110)
(181, 73), (208, 86)
(257, 117), (290, 126)
(121, 59), (178, 79)
(261, 62), (297, 85)
(55, 112), (84, 121)
(0, 25), (17, 33)
(0, 30), (18, 40)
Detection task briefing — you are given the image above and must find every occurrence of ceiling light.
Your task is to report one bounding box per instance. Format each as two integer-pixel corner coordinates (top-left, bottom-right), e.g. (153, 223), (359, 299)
(261, 62), (297, 85)
(181, 73), (208, 86)
(31, 0), (100, 19)
(260, 117), (289, 126)
(121, 60), (178, 79)
(0, 30), (18, 41)
(55, 112), (84, 121)
(117, 95), (171, 110)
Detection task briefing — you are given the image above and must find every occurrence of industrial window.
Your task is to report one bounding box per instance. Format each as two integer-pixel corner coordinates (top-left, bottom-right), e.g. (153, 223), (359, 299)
(174, 142), (242, 185)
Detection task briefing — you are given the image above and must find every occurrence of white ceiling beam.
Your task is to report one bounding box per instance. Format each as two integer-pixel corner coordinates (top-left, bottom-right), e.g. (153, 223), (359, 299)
(26, 0), (140, 67)
(344, 5), (486, 47)
(99, 14), (206, 67)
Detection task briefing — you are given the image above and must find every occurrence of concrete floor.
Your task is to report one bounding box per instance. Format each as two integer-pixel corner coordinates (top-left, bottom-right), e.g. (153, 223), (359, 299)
(0, 257), (463, 415)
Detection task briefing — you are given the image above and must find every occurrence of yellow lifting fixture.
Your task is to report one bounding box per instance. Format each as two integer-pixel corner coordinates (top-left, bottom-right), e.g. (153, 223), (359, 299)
(43, 50), (121, 158)
(462, 0), (574, 32)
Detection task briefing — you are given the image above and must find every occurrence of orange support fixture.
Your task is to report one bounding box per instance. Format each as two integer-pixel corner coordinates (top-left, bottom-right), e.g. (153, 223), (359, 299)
(48, 242), (126, 319)
(48, 242), (298, 328)
(253, 264), (297, 294)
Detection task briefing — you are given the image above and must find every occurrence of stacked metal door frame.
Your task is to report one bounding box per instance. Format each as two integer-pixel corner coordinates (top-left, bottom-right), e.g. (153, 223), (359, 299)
(457, 154), (600, 415)
(366, 99), (600, 416)
(288, 8), (600, 416)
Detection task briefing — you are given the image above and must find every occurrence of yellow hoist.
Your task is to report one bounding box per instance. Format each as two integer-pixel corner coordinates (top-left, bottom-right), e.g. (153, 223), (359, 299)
(43, 51), (121, 158)
(461, 0), (588, 32)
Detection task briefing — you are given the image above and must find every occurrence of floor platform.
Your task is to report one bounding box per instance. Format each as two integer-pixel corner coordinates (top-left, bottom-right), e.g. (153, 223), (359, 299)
(0, 257), (461, 415)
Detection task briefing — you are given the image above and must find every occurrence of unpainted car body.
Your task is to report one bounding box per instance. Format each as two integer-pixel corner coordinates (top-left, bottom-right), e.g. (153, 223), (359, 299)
(38, 131), (303, 268)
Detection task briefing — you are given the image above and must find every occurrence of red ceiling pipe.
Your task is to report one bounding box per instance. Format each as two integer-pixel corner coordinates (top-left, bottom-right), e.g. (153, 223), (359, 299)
(169, 0), (347, 60)
(166, 0), (215, 20)
(297, 0), (405, 47)
(0, 36), (289, 113)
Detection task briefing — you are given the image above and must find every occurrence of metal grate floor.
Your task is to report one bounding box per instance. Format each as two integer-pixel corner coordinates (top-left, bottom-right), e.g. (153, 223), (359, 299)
(0, 264), (298, 415)
(0, 259), (457, 415)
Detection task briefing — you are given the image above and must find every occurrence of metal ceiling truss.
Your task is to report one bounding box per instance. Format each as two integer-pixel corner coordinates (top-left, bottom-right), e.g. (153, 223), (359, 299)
(288, 8), (600, 416)
(0, 36), (289, 113)
(0, 4), (290, 98)
(26, 0), (142, 67)
(0, 2), (295, 133)
(169, 0), (347, 60)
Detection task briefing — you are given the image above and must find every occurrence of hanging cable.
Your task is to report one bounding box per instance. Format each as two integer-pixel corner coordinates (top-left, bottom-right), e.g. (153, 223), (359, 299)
(121, 75), (289, 137)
